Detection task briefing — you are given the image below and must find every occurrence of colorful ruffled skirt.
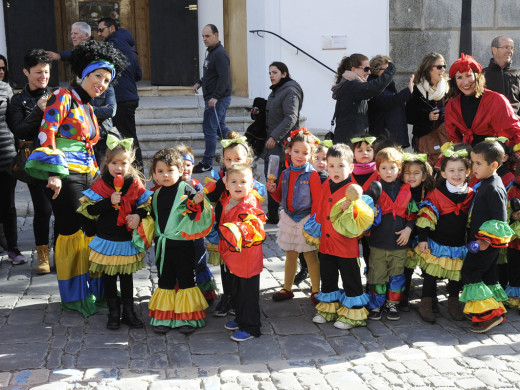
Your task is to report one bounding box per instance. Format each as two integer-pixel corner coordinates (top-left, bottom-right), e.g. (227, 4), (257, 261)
(88, 235), (145, 275)
(413, 238), (466, 281)
(276, 211), (316, 253)
(316, 290), (369, 327)
(460, 282), (507, 321)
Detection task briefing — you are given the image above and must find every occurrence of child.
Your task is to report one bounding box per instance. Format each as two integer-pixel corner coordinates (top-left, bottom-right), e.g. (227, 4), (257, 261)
(295, 142), (330, 286)
(505, 175), (520, 311)
(204, 131), (265, 316)
(148, 148), (214, 335)
(312, 144), (374, 329)
(218, 163), (266, 341)
(78, 136), (152, 330)
(266, 128), (321, 302)
(175, 143), (218, 304)
(461, 140), (514, 333)
(400, 153), (435, 312)
(367, 147), (418, 321)
(413, 145), (474, 323)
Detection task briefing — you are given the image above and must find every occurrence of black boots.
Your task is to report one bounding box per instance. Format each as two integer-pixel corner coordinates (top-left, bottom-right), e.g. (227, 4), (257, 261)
(106, 298), (121, 330)
(121, 298), (144, 328)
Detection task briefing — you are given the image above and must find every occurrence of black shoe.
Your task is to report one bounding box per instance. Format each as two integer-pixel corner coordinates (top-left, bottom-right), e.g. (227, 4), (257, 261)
(178, 325), (196, 335)
(368, 308), (382, 321)
(399, 297), (410, 312)
(386, 302), (400, 321)
(214, 295), (232, 317)
(432, 297), (440, 314)
(154, 325), (170, 334)
(294, 268), (309, 285)
(193, 162), (212, 173)
(266, 217), (279, 225)
(106, 298), (121, 330)
(121, 298), (144, 329)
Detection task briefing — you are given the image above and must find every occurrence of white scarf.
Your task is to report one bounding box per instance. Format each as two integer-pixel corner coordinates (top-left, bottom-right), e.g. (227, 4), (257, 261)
(417, 77), (449, 101)
(446, 180), (468, 194)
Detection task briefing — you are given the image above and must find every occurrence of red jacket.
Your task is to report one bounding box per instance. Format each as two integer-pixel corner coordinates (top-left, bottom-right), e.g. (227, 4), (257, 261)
(445, 89), (520, 146)
(219, 192), (266, 278)
(316, 180), (360, 258)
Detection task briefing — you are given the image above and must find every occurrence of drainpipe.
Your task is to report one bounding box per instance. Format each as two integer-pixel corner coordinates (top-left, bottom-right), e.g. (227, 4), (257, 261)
(459, 0), (472, 55)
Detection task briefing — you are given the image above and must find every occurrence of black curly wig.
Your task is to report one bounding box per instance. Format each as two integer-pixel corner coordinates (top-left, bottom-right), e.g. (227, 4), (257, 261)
(69, 40), (128, 83)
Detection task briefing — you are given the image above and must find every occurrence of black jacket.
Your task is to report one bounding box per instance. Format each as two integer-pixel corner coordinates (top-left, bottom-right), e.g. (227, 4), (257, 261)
(7, 85), (51, 144)
(405, 86), (446, 139)
(0, 82), (15, 172)
(333, 62), (395, 144)
(483, 58), (520, 117)
(197, 41), (231, 100)
(367, 77), (412, 147)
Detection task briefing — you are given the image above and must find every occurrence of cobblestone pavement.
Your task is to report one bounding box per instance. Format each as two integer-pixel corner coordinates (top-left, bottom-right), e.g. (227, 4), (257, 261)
(1, 183), (520, 389)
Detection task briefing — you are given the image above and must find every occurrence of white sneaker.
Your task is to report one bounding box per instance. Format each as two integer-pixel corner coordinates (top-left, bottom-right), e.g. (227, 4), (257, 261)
(333, 320), (354, 330)
(312, 314), (327, 324)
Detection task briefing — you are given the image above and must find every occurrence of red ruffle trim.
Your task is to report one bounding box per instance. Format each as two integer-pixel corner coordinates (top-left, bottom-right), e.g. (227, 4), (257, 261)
(149, 309), (206, 321)
(388, 291), (404, 302)
(472, 307), (506, 323)
(203, 290), (217, 300)
(181, 222), (214, 240)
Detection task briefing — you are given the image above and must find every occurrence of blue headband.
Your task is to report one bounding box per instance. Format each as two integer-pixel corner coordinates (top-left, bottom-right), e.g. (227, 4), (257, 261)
(182, 154), (194, 164)
(81, 61), (116, 82)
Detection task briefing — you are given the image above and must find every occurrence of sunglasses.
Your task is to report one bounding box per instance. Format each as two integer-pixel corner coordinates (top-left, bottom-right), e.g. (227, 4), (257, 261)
(432, 64), (447, 70)
(358, 66), (371, 73)
(98, 27), (107, 33)
(0, 67), (5, 72)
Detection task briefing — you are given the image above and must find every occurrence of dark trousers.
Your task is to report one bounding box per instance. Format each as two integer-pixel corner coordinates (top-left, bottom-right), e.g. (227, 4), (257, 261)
(320, 252), (363, 298)
(104, 273), (134, 299)
(461, 247), (499, 286)
(157, 243), (196, 290)
(422, 273), (461, 298)
(220, 263), (233, 296)
(507, 248), (520, 287)
(230, 273), (261, 337)
(113, 100), (143, 172)
(0, 171), (18, 250)
(28, 180), (52, 246)
(47, 173), (96, 237)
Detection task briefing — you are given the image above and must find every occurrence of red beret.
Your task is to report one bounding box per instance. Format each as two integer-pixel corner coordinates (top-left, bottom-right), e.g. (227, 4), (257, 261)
(449, 53), (482, 79)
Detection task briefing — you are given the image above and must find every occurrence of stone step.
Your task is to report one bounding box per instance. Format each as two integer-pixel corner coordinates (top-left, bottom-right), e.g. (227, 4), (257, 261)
(139, 132), (207, 151)
(137, 85), (194, 97)
(136, 116), (253, 135)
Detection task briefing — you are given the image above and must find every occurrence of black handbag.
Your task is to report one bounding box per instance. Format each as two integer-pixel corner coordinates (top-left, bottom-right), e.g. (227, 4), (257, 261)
(12, 140), (38, 184)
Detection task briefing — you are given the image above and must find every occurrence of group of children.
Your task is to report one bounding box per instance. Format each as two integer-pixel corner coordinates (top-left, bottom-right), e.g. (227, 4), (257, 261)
(77, 125), (518, 343)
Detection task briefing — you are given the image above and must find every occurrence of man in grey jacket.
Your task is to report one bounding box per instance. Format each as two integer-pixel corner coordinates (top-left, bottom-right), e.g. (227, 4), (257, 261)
(193, 24), (231, 173)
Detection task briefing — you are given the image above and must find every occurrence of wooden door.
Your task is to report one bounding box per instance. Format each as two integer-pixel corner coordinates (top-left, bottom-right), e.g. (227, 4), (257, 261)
(3, 0), (59, 88)
(149, 0), (199, 85)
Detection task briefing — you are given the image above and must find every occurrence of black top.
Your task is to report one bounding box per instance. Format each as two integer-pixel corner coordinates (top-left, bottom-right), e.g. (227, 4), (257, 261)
(329, 177), (351, 194)
(318, 170), (329, 183)
(483, 58), (520, 116)
(460, 93), (482, 129)
(352, 172), (373, 187)
(198, 42), (231, 100)
(405, 86), (446, 138)
(410, 184), (424, 204)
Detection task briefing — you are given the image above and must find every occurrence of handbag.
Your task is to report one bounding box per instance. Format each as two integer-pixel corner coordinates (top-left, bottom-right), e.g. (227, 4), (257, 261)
(11, 140), (38, 184)
(413, 122), (449, 166)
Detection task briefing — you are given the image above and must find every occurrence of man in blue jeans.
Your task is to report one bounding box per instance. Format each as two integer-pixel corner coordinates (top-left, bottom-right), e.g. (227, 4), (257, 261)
(193, 24), (232, 173)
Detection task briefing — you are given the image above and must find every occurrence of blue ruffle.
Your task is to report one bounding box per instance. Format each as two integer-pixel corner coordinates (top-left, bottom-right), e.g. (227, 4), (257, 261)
(137, 189), (153, 207)
(82, 188), (104, 202)
(418, 200), (440, 220)
(89, 235), (140, 256)
(210, 168), (222, 181)
(196, 266), (214, 284)
(253, 180), (266, 197)
(303, 213), (321, 239)
(367, 293), (386, 309)
(340, 292), (370, 308)
(206, 225), (220, 245)
(505, 285), (520, 298)
(316, 289), (342, 303)
(389, 273), (405, 291)
(373, 205), (382, 227)
(428, 238), (468, 259)
(361, 195), (375, 231)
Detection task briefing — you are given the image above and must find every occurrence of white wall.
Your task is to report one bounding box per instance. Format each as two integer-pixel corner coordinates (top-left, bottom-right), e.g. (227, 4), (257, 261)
(197, 0), (224, 83)
(247, 0), (390, 131)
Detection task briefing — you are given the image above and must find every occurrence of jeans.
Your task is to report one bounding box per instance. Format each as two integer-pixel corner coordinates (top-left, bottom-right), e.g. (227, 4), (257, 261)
(202, 96), (231, 165)
(113, 100), (143, 172)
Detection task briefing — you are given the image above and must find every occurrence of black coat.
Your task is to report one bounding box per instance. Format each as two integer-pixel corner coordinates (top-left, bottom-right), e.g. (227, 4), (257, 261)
(333, 62), (395, 144)
(0, 82), (15, 172)
(405, 85), (446, 139)
(483, 58), (520, 117)
(367, 77), (412, 147)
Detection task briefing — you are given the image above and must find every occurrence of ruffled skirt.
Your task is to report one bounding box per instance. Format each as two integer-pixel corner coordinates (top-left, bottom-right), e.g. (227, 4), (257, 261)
(413, 238), (466, 281)
(88, 235), (145, 275)
(276, 211), (316, 253)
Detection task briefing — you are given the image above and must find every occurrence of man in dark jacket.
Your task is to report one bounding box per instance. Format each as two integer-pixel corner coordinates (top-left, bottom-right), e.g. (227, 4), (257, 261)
(483, 36), (520, 117)
(46, 22), (92, 62)
(98, 17), (143, 170)
(193, 24), (231, 173)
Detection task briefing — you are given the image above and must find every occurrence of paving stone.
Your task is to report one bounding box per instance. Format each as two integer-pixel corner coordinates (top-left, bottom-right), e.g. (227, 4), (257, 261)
(238, 335), (282, 364)
(398, 372), (426, 387)
(421, 345), (462, 359)
(147, 335), (167, 353)
(475, 368), (511, 388)
(189, 331), (239, 355)
(394, 325), (459, 346)
(76, 348), (130, 368)
(0, 372), (11, 387)
(65, 341), (81, 354)
(83, 368), (119, 381)
(59, 312), (86, 326)
(270, 372), (303, 390)
(14, 297), (49, 309)
(48, 368), (83, 383)
(278, 334), (336, 359)
(261, 300), (303, 318)
(268, 316), (319, 335)
(328, 335), (366, 358)
(60, 353), (76, 368)
(192, 353), (240, 367)
(427, 358), (466, 373)
(148, 353), (170, 369)
(150, 379), (202, 390)
(0, 323), (52, 343)
(348, 351), (388, 366)
(377, 334), (406, 349)
(323, 371), (369, 389)
(0, 343), (48, 370)
(119, 368), (166, 381)
(10, 369), (50, 386)
(67, 324), (85, 341)
(385, 346), (428, 361)
(455, 377), (488, 390)
(426, 375), (456, 387)
(166, 343), (192, 367)
(130, 341), (149, 359)
(366, 321), (393, 336)
(457, 343), (516, 356)
(164, 330), (189, 344)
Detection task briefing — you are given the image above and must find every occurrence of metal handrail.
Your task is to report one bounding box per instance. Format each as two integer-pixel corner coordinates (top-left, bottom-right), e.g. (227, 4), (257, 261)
(249, 29), (336, 74)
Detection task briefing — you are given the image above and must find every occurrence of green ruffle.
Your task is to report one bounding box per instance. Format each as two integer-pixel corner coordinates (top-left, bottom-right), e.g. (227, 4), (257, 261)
(207, 251), (223, 266)
(317, 310), (338, 322)
(25, 160), (69, 180)
(61, 294), (98, 318)
(368, 284), (387, 294)
(197, 279), (217, 293)
(497, 248), (508, 265)
(416, 217), (435, 231)
(414, 253), (461, 281)
(460, 282), (492, 302)
(89, 260), (145, 276)
(405, 251), (418, 269)
(77, 197), (99, 220)
(510, 221), (520, 238)
(479, 220), (515, 238)
(336, 316), (366, 327)
(150, 318), (206, 328)
(407, 200), (419, 214)
(488, 283), (508, 302)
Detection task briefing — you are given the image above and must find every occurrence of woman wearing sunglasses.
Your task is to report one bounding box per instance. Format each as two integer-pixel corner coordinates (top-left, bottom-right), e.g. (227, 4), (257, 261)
(332, 53), (395, 144)
(406, 53), (449, 164)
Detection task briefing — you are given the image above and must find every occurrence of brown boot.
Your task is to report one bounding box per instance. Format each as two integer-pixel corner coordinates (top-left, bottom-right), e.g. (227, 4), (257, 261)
(36, 245), (50, 274)
(448, 297), (465, 321)
(419, 297), (436, 323)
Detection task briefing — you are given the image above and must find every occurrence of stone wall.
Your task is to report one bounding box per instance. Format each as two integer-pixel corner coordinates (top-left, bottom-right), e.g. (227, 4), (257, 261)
(390, 0), (520, 89)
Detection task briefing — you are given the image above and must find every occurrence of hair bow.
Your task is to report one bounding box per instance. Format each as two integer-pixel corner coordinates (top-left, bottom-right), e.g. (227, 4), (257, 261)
(350, 136), (376, 145)
(513, 144), (520, 153)
(402, 153), (427, 163)
(284, 128), (319, 147)
(220, 136), (247, 148)
(320, 139), (333, 148)
(106, 133), (133, 151)
(441, 142), (468, 158)
(449, 53), (482, 79)
(485, 136), (509, 144)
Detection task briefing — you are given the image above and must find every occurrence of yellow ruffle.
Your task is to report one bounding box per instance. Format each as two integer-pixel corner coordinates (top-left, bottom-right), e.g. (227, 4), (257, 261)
(330, 198), (374, 238)
(414, 248), (464, 272)
(149, 286), (209, 313)
(316, 301), (340, 314)
(55, 230), (90, 281)
(463, 298), (506, 314)
(302, 229), (320, 247)
(77, 196), (99, 220)
(337, 306), (369, 321)
(510, 221), (520, 239)
(507, 297), (520, 309)
(417, 207), (437, 225)
(89, 251), (145, 266)
(149, 287), (175, 311)
(478, 231), (511, 243)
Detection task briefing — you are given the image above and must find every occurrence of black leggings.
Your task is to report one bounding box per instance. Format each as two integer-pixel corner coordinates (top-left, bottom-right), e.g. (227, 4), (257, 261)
(422, 273), (461, 298)
(28, 181), (53, 246)
(157, 243), (196, 290)
(104, 273), (134, 299)
(0, 171), (18, 251)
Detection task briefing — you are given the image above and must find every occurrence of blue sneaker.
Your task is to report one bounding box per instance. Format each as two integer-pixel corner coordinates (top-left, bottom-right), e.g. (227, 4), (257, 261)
(224, 320), (239, 330)
(230, 330), (255, 342)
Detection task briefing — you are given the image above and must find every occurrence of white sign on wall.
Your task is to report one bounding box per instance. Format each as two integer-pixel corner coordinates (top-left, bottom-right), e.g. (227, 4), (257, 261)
(321, 35), (347, 50)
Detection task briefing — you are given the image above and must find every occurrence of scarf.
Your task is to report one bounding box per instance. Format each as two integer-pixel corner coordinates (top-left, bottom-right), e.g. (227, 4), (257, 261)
(270, 76), (292, 92)
(446, 180), (468, 194)
(353, 161), (376, 175)
(417, 77), (448, 101)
